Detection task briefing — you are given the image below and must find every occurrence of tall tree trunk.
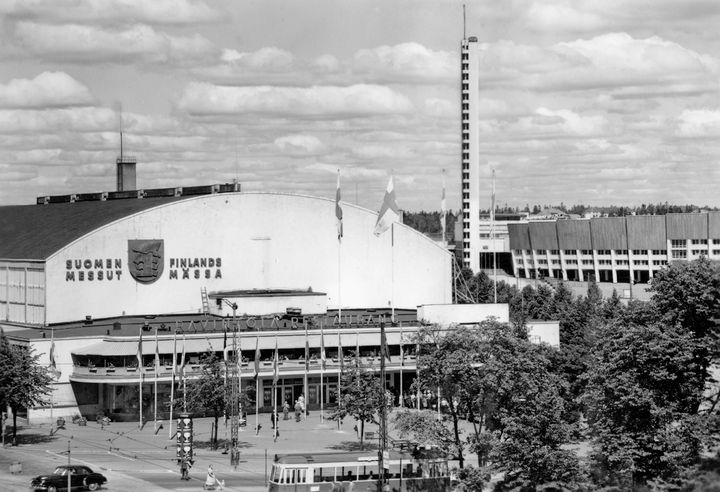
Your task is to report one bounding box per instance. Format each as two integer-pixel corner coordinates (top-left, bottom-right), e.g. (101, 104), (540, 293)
(450, 403), (464, 468)
(213, 414), (219, 450)
(11, 406), (17, 446)
(360, 420), (365, 450)
(467, 407), (483, 466)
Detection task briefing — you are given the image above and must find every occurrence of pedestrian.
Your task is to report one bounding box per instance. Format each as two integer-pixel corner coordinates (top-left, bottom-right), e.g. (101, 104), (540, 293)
(283, 401), (290, 420)
(271, 411), (277, 429)
(294, 400), (302, 422)
(180, 455), (191, 480)
(204, 464), (224, 490)
(298, 394), (306, 418)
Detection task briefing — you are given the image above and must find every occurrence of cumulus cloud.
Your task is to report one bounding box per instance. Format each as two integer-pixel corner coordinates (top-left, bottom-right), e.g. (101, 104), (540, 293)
(177, 83), (413, 117)
(479, 33), (719, 95)
(274, 135), (324, 153)
(197, 43), (454, 86)
(525, 1), (607, 32)
(351, 144), (414, 160)
(352, 42), (455, 84)
(534, 107), (609, 136)
(558, 33), (717, 76)
(14, 22), (217, 64)
(676, 109), (720, 137)
(0, 107), (115, 133)
(220, 47), (295, 69)
(0, 72), (94, 109)
(0, 0), (220, 24)
(423, 98), (454, 118)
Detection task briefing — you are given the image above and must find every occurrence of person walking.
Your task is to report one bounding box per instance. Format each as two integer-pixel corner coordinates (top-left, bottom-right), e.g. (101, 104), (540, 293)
(298, 394), (306, 418)
(180, 455), (191, 481)
(283, 401), (290, 420)
(204, 464), (223, 490)
(294, 399), (302, 422)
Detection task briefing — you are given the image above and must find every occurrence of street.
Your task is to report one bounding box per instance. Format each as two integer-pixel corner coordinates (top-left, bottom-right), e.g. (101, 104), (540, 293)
(0, 414), (379, 491)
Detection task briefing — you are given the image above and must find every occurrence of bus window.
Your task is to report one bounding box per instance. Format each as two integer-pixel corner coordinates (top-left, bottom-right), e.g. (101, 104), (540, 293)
(271, 465), (282, 482)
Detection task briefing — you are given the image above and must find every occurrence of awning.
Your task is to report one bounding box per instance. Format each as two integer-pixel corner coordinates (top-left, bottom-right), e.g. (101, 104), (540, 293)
(71, 328), (408, 357)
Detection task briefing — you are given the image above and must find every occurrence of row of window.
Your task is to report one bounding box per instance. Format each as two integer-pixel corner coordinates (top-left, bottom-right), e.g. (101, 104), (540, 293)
(515, 248), (700, 256)
(671, 239), (720, 247)
(520, 259), (669, 267)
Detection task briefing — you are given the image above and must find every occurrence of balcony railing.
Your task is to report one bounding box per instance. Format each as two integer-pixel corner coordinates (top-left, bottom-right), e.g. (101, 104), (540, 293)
(70, 355), (418, 380)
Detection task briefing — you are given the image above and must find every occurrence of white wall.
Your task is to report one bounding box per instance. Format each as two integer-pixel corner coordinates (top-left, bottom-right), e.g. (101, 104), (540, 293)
(45, 193), (452, 323)
(417, 303), (510, 326)
(212, 293), (327, 316)
(526, 321), (560, 348)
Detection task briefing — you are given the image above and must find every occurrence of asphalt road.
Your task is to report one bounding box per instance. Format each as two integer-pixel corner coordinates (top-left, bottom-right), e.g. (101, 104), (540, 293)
(1, 414), (435, 491)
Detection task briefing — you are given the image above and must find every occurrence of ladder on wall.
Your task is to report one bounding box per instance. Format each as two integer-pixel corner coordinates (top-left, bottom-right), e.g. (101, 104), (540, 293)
(200, 287), (210, 315)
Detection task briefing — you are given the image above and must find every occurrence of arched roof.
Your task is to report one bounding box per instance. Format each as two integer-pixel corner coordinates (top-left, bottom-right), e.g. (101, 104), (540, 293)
(0, 197), (186, 260)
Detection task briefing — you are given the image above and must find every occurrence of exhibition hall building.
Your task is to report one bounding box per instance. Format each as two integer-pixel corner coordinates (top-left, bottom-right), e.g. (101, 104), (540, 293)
(1, 185), (473, 423)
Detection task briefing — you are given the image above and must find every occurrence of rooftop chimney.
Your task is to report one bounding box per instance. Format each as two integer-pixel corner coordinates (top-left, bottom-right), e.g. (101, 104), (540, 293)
(116, 129), (137, 191)
(116, 155), (137, 191)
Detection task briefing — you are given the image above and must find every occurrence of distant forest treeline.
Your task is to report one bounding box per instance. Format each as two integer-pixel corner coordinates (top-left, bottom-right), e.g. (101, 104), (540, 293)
(404, 203), (719, 234)
(488, 202), (719, 216)
(402, 210), (457, 235)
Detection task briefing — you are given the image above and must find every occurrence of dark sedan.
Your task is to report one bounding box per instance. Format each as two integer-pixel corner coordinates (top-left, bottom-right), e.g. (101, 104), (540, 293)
(30, 465), (107, 491)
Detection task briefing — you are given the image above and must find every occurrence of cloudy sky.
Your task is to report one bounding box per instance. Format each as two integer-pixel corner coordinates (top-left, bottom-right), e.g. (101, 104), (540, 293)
(0, 0), (719, 211)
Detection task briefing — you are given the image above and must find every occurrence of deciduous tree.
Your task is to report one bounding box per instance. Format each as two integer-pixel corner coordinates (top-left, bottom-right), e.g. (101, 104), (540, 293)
(648, 257), (720, 412)
(184, 350), (229, 449)
(584, 322), (707, 487)
(0, 330), (53, 444)
(328, 361), (387, 450)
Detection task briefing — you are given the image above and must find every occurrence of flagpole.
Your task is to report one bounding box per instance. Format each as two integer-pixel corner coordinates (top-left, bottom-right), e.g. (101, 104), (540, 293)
(182, 334), (187, 413)
(254, 337), (260, 435)
(391, 221), (395, 322)
(416, 340), (420, 411)
(441, 169), (447, 246)
(337, 331), (343, 431)
(236, 320), (243, 435)
(399, 325), (403, 408)
(169, 329), (176, 439)
(154, 328), (158, 431)
(303, 321), (308, 421)
(271, 336), (280, 442)
(336, 168), (343, 328)
(492, 169), (497, 304)
(49, 327), (55, 433)
(320, 320), (325, 423)
(138, 327), (143, 429)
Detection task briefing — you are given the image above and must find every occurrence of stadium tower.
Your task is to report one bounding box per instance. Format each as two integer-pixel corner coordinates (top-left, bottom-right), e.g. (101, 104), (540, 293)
(460, 32), (480, 272)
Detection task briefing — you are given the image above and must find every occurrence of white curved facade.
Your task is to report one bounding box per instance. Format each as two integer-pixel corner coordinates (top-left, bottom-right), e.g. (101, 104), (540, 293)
(45, 192), (452, 323)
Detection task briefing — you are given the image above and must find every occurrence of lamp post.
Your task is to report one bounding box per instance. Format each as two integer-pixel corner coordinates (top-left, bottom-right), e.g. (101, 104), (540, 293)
(67, 440), (71, 492)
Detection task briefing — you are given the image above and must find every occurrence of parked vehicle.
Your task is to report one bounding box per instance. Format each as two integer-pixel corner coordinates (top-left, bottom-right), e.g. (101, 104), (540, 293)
(30, 465), (107, 491)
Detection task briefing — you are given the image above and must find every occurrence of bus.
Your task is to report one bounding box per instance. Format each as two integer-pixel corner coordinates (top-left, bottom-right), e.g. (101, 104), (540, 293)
(268, 449), (451, 491)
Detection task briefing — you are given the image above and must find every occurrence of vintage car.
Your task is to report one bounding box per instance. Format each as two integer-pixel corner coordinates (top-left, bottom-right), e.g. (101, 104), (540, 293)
(30, 465), (107, 491)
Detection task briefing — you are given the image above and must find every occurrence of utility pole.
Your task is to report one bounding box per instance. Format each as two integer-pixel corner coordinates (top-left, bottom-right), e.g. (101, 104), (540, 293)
(229, 302), (240, 468)
(377, 322), (388, 492)
(67, 440), (71, 492)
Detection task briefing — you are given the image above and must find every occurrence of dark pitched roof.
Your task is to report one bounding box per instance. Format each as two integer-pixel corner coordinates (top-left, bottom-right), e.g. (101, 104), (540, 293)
(0, 197), (186, 260)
